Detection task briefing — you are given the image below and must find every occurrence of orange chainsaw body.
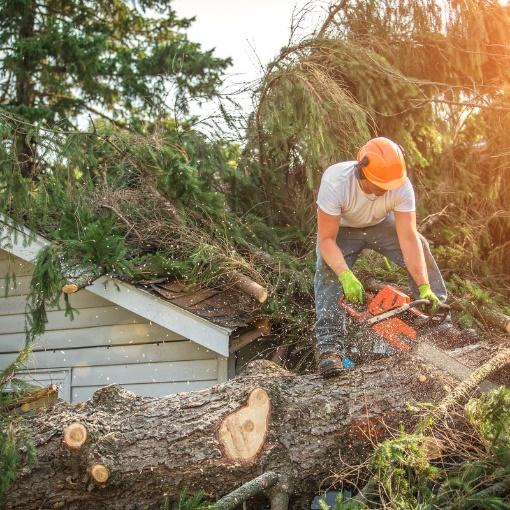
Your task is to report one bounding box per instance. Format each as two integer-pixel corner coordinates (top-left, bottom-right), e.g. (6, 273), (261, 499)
(341, 285), (425, 353)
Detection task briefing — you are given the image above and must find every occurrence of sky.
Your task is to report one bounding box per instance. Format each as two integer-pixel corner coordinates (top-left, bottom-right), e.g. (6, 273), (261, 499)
(171, 0), (325, 128)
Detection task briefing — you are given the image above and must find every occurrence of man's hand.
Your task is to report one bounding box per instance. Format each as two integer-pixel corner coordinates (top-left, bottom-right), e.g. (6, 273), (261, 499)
(338, 269), (365, 303)
(418, 283), (440, 313)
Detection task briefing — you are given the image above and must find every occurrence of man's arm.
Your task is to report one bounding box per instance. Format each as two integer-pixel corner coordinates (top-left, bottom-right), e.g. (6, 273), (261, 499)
(317, 208), (365, 303)
(394, 210), (428, 286)
(317, 208), (347, 275)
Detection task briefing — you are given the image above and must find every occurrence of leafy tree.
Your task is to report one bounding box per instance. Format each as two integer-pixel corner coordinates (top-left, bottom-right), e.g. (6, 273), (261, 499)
(0, 0), (231, 175)
(243, 0), (510, 279)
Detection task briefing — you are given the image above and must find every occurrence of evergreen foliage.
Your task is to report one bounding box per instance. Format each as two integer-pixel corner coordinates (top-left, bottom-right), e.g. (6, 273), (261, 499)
(0, 0), (230, 124)
(0, 413), (36, 501)
(322, 387), (510, 510)
(0, 0), (231, 177)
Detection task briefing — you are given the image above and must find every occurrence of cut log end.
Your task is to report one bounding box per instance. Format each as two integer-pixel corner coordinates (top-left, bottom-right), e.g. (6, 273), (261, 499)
(90, 464), (109, 484)
(230, 319), (272, 353)
(218, 387), (271, 463)
(234, 274), (268, 303)
(62, 283), (79, 294)
(63, 422), (88, 450)
(256, 318), (271, 335)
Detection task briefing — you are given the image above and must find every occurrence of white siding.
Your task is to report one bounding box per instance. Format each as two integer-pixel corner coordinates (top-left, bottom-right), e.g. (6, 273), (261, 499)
(0, 307), (142, 334)
(0, 323), (185, 352)
(71, 359), (218, 386)
(1, 292), (113, 315)
(0, 257), (33, 276)
(0, 341), (217, 369)
(0, 275), (32, 297)
(0, 250), (228, 402)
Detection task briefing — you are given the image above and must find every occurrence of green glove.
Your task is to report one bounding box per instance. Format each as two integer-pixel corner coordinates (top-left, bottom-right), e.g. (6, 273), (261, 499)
(418, 283), (440, 313)
(338, 269), (365, 304)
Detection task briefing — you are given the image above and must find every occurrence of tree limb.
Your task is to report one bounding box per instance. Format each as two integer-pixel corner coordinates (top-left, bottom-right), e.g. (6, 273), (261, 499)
(214, 472), (279, 510)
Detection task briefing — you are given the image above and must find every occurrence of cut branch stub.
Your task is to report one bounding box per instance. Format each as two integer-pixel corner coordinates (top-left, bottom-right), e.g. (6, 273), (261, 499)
(218, 388), (271, 463)
(90, 464), (109, 484)
(230, 320), (272, 353)
(234, 273), (268, 303)
(62, 283), (79, 294)
(63, 422), (88, 450)
(60, 265), (102, 294)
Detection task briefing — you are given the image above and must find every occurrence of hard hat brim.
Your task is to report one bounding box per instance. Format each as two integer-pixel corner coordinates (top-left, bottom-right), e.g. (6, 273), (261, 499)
(365, 174), (407, 191)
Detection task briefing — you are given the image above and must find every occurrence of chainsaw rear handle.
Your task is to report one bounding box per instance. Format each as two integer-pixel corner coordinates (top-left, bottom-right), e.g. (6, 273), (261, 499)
(340, 296), (429, 324)
(426, 301), (450, 315)
(339, 295), (372, 322)
(416, 302), (451, 330)
(399, 300), (450, 327)
(396, 299), (450, 318)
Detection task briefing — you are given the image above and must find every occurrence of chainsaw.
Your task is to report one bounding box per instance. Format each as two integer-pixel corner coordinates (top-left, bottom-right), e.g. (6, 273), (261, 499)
(340, 285), (496, 392)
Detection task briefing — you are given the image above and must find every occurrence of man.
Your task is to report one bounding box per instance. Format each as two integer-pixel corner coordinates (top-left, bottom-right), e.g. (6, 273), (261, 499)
(314, 137), (447, 378)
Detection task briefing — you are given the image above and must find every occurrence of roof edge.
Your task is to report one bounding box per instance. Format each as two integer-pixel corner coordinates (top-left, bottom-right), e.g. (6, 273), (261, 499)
(0, 214), (50, 262)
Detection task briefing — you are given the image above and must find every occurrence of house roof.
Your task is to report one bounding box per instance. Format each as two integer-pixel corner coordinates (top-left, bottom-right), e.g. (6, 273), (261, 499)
(137, 279), (259, 330)
(0, 215), (254, 357)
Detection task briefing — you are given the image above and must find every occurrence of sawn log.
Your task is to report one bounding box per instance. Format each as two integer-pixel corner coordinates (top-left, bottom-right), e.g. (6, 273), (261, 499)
(3, 352), (505, 510)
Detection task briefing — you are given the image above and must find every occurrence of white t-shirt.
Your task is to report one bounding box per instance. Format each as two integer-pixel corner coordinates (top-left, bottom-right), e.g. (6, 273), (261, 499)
(316, 161), (416, 228)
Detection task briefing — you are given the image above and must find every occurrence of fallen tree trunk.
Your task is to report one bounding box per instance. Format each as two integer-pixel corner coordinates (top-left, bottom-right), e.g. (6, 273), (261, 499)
(3, 354), (501, 510)
(451, 301), (510, 334)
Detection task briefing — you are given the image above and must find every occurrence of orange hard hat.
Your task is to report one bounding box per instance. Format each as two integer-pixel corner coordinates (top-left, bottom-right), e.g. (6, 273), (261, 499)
(357, 137), (407, 190)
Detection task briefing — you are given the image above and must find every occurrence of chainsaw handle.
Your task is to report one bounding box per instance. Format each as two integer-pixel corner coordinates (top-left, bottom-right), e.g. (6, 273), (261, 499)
(339, 296), (368, 321)
(415, 302), (451, 329)
(424, 302), (451, 316)
(408, 298), (430, 309)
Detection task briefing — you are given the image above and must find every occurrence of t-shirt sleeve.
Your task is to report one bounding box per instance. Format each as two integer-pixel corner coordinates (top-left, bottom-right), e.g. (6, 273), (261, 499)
(393, 178), (416, 212)
(316, 179), (342, 216)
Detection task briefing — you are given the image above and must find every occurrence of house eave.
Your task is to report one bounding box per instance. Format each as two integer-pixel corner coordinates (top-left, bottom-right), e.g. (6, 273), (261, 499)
(0, 215), (231, 357)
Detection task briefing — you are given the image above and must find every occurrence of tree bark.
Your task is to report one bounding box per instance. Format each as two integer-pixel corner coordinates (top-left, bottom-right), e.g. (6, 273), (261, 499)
(15, 0), (37, 178)
(451, 301), (510, 334)
(3, 352), (502, 510)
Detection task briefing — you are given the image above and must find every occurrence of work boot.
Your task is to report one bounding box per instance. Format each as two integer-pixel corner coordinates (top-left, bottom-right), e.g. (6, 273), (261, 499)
(318, 353), (344, 378)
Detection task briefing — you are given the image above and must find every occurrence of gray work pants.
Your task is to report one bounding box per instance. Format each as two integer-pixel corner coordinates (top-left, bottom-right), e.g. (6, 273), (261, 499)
(314, 213), (447, 357)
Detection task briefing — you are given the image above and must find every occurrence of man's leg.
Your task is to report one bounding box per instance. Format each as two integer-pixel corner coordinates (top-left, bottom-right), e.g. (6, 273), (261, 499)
(314, 228), (365, 363)
(364, 213), (447, 302)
